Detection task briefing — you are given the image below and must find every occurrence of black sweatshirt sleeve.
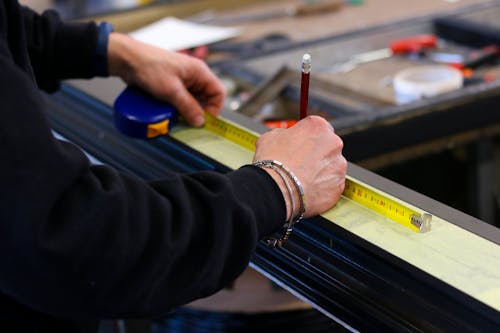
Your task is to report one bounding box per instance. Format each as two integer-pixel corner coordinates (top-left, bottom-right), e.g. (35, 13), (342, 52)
(21, 5), (99, 92)
(0, 4), (286, 319)
(0, 54), (286, 318)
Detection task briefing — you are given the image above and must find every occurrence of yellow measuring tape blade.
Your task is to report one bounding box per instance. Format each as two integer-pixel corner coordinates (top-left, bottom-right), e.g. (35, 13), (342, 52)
(204, 113), (259, 151)
(178, 113), (432, 233)
(343, 177), (431, 232)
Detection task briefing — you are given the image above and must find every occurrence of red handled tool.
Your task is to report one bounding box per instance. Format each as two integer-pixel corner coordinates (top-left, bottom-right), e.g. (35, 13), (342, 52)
(389, 34), (438, 54)
(331, 34), (438, 73)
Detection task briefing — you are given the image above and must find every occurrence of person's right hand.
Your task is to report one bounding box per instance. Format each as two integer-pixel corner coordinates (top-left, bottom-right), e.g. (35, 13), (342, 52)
(253, 116), (347, 218)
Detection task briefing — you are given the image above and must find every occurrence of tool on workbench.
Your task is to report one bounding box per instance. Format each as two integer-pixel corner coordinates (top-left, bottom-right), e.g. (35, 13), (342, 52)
(433, 16), (500, 49)
(330, 34), (438, 73)
(250, 54), (312, 128)
(113, 86), (178, 139)
(193, 0), (344, 25)
(235, 64), (309, 127)
(263, 119), (298, 129)
(112, 76), (432, 238)
(209, 33), (291, 57)
(423, 51), (465, 65)
(431, 17), (500, 85)
(449, 45), (500, 70)
(237, 66), (296, 121)
(421, 44), (499, 67)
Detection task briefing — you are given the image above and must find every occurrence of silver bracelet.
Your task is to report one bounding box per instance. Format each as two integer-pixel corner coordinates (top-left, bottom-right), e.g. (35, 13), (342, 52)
(258, 164), (295, 247)
(252, 160), (306, 247)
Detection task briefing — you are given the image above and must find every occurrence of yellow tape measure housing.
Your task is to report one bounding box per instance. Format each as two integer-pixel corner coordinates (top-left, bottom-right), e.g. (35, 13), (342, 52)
(203, 113), (432, 233)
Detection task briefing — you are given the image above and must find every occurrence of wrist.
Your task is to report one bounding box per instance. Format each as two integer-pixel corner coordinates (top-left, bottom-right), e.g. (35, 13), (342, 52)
(107, 33), (129, 78)
(107, 32), (137, 82)
(252, 160), (306, 247)
(260, 167), (294, 221)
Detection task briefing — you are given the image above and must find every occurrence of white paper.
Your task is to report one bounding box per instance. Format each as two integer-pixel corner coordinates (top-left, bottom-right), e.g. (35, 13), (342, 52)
(129, 17), (240, 51)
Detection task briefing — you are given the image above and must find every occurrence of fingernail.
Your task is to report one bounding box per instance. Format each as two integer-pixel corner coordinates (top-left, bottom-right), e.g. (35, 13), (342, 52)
(193, 115), (205, 127)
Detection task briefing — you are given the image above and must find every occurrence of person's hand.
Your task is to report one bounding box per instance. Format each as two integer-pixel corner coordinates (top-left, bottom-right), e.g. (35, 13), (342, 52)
(107, 33), (226, 127)
(253, 116), (347, 218)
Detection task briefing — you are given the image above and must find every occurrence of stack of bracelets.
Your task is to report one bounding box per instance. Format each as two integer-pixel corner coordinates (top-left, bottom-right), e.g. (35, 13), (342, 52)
(252, 160), (306, 247)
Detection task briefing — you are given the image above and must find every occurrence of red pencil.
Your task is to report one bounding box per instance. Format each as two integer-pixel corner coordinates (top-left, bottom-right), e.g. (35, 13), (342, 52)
(299, 53), (311, 120)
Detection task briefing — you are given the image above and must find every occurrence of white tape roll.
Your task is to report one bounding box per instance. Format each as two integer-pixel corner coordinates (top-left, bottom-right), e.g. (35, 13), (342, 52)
(393, 65), (463, 105)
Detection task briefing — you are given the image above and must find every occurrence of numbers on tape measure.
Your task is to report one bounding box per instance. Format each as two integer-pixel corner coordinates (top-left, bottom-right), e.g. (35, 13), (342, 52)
(344, 178), (431, 233)
(205, 113), (258, 151)
(202, 113), (431, 233)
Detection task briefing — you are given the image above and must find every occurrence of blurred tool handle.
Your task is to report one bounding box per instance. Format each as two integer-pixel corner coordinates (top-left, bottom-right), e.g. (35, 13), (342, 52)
(434, 16), (500, 48)
(209, 34), (290, 55)
(294, 0), (343, 16)
(390, 34), (437, 53)
(462, 45), (500, 69)
(204, 0), (343, 24)
(448, 45), (500, 70)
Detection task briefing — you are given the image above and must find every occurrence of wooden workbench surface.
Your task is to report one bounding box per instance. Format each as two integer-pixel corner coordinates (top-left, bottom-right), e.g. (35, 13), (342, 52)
(93, 0), (492, 41)
(210, 0), (491, 42)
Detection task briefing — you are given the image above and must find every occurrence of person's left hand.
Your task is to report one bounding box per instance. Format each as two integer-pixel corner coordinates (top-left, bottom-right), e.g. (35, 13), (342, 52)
(107, 33), (226, 127)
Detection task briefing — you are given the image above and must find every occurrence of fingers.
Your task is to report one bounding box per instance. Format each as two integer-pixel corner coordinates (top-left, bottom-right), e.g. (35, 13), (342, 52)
(109, 36), (226, 127)
(254, 115), (347, 217)
(187, 60), (226, 117)
(297, 117), (346, 216)
(295, 115), (336, 135)
(173, 56), (225, 126)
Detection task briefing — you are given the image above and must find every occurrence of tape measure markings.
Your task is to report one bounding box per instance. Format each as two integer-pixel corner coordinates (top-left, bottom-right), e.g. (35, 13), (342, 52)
(113, 87), (431, 232)
(205, 113), (259, 151)
(344, 177), (431, 232)
(191, 113), (432, 233)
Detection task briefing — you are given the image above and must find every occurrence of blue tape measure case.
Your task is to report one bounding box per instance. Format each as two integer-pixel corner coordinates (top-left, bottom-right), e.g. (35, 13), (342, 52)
(113, 86), (178, 139)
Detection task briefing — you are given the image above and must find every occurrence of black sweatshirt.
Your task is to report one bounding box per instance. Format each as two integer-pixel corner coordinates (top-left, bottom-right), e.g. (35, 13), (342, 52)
(0, 1), (285, 331)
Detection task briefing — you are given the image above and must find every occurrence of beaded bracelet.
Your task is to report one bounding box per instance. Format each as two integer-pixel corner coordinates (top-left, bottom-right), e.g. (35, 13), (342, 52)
(252, 160), (306, 247)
